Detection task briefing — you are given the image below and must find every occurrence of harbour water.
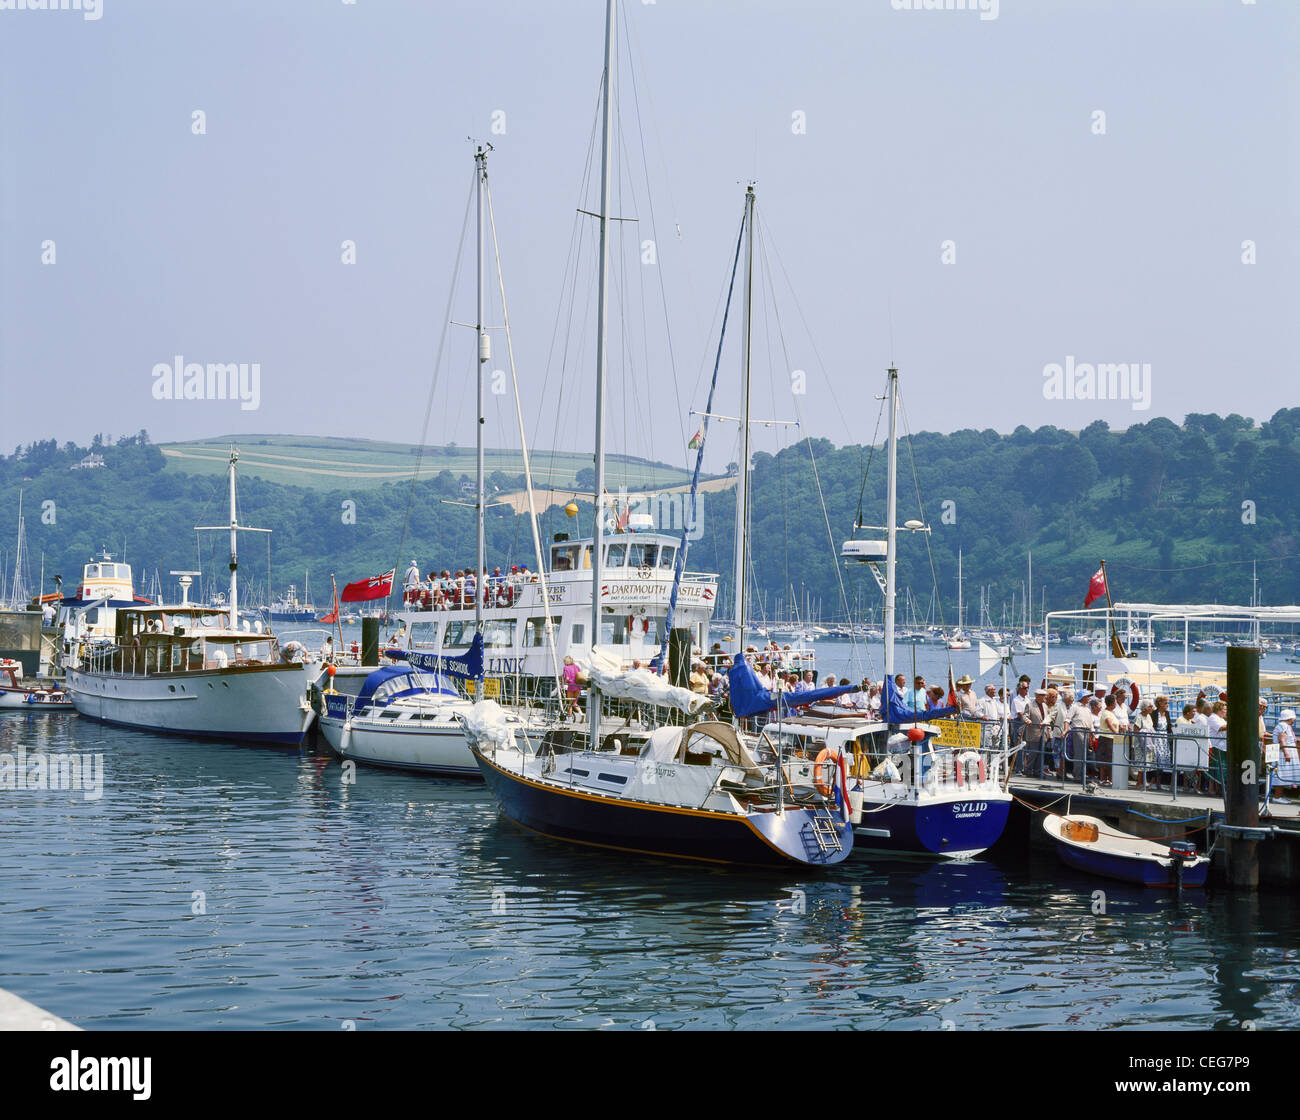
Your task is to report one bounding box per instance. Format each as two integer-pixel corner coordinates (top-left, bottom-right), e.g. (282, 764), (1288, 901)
(3, 701), (1299, 1030)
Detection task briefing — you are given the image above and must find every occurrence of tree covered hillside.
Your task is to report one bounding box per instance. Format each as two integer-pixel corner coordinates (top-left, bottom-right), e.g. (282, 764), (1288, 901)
(2, 410), (1297, 620)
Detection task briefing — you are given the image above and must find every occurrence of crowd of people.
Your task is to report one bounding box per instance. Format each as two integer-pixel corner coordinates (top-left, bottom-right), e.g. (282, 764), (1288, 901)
(401, 560), (533, 611)
(681, 651), (1300, 796)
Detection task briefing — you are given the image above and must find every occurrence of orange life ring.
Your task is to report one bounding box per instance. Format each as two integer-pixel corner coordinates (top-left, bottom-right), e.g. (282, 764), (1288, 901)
(1129, 683), (1140, 711)
(813, 747), (842, 798)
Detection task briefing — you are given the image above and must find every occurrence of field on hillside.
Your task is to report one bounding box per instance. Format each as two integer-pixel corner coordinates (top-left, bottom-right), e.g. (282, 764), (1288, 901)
(159, 434), (698, 492)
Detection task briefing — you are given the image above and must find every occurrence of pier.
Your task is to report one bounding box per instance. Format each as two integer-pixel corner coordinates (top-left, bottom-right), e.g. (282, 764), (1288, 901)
(0, 989), (80, 1032)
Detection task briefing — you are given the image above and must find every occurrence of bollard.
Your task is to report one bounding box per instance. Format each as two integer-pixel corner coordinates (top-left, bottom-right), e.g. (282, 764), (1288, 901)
(361, 617), (379, 668)
(1224, 646), (1260, 889)
(1112, 732), (1129, 792)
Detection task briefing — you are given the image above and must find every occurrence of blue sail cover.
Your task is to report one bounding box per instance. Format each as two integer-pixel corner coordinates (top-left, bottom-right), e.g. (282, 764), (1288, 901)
(726, 653), (856, 718)
(881, 674), (957, 723)
(405, 632), (485, 680)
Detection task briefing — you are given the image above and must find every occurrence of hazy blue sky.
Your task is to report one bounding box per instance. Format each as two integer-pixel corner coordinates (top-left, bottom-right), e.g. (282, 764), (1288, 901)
(1, 0), (1295, 479)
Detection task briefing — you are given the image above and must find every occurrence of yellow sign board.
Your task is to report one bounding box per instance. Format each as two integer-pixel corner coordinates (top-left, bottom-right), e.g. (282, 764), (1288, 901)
(932, 719), (981, 749)
(464, 678), (501, 699)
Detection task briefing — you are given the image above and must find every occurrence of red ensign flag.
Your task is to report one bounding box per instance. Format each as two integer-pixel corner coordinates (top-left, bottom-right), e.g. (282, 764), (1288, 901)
(340, 569), (395, 602)
(1083, 567), (1108, 608)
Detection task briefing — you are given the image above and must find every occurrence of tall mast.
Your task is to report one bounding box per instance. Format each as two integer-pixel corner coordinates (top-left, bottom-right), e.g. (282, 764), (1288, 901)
(733, 184), (756, 656)
(227, 448), (239, 618)
(884, 366), (899, 683)
(475, 144), (489, 634)
(589, 0), (615, 746)
(1027, 550), (1033, 637)
(956, 548), (963, 631)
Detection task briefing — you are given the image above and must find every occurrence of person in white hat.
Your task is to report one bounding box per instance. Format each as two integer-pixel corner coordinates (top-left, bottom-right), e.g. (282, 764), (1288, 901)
(1276, 709), (1298, 763)
(955, 674), (978, 718)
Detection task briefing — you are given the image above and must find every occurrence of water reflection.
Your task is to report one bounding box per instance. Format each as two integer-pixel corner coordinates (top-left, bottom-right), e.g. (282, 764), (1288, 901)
(0, 717), (1296, 1029)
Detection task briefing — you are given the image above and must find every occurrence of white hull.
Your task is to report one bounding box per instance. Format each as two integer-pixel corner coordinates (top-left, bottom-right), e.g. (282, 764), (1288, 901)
(65, 664), (312, 744)
(0, 687), (74, 711)
(317, 705), (478, 777)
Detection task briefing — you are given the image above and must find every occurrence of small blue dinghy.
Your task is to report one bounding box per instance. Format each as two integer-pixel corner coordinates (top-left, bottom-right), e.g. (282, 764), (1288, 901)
(1043, 813), (1208, 888)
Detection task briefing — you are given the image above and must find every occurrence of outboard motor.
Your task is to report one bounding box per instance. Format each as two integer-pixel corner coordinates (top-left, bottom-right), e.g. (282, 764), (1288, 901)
(1167, 840), (1197, 890)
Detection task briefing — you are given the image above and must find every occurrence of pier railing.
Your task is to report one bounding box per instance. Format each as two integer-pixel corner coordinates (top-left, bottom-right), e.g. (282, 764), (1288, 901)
(1012, 726), (1230, 802)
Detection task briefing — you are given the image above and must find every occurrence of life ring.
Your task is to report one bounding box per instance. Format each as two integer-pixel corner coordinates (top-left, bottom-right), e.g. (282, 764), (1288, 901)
(812, 747), (843, 798)
(1129, 682), (1140, 711)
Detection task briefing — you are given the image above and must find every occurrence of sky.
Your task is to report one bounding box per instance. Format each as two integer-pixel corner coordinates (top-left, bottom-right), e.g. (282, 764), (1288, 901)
(1, 0), (1296, 480)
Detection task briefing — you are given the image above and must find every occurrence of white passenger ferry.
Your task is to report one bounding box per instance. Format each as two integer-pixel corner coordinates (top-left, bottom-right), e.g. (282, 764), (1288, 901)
(391, 525), (719, 700)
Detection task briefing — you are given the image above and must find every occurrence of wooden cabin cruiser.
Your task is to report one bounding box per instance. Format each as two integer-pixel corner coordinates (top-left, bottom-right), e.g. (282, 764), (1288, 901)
(64, 605), (315, 744)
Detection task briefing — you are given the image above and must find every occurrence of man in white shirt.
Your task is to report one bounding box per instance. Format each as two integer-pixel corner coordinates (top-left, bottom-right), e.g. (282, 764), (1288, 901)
(1022, 688), (1051, 778)
(977, 684), (1004, 746)
(955, 675), (978, 718)
(1067, 699), (1098, 781)
(1009, 679), (1031, 772)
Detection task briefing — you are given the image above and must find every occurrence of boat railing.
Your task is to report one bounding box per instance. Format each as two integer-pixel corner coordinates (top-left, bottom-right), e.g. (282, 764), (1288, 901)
(81, 637), (282, 677)
(681, 571), (719, 587)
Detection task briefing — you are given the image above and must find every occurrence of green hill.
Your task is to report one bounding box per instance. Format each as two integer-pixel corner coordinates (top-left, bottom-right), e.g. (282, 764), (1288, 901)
(158, 434), (693, 493)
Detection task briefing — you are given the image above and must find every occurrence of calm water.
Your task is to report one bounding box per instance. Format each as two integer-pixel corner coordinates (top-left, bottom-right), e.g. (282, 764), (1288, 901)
(2, 701), (1298, 1030)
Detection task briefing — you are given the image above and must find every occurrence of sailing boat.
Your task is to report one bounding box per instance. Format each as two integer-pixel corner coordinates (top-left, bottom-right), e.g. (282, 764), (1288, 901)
(5, 490), (31, 610)
(1020, 553), (1042, 653)
(465, 5), (852, 866)
(319, 146), (537, 776)
(829, 367), (1012, 858)
(945, 549), (971, 650)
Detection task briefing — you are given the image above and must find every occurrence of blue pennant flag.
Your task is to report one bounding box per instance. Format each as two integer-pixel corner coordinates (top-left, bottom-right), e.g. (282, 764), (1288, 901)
(726, 653), (856, 718)
(881, 673), (956, 723)
(406, 632), (485, 680)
